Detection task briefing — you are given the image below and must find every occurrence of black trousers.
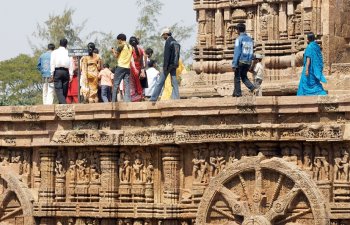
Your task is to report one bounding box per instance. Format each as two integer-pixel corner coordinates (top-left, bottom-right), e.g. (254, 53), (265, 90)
(54, 68), (69, 104)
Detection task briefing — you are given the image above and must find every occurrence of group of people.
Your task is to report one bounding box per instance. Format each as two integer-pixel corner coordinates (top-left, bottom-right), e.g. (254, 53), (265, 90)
(37, 28), (184, 105)
(37, 24), (327, 105)
(232, 23), (327, 97)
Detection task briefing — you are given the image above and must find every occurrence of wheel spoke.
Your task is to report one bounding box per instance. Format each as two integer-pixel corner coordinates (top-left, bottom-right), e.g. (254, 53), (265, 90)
(275, 209), (312, 225)
(218, 185), (251, 217)
(0, 207), (22, 221)
(212, 205), (236, 220)
(238, 174), (252, 211)
(268, 174), (284, 210)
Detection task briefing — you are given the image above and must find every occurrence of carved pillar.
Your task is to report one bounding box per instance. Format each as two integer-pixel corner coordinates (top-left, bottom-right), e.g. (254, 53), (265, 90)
(38, 148), (55, 202)
(162, 146), (180, 204)
(99, 148), (118, 202)
(215, 9), (224, 46)
(279, 3), (288, 39)
(39, 218), (55, 225)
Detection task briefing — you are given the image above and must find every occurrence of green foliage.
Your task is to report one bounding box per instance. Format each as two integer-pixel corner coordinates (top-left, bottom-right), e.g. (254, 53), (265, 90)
(0, 54), (42, 106)
(88, 31), (117, 68)
(30, 8), (86, 53)
(134, 0), (195, 69)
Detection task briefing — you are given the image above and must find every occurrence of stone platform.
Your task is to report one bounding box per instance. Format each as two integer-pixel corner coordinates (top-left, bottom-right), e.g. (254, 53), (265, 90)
(1, 96), (350, 225)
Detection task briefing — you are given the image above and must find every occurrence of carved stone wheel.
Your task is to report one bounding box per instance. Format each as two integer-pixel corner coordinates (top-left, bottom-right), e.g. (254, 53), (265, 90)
(0, 168), (33, 225)
(196, 155), (330, 225)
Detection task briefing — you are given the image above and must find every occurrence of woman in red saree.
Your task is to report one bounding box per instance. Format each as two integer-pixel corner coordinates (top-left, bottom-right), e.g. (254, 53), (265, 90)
(127, 36), (144, 102)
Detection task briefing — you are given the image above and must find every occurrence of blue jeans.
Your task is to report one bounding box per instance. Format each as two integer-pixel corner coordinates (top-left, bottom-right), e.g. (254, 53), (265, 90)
(112, 67), (131, 102)
(101, 85), (112, 102)
(150, 67), (179, 101)
(233, 63), (255, 97)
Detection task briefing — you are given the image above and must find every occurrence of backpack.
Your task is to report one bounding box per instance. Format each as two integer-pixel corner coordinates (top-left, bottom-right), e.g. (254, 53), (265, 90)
(170, 40), (181, 68)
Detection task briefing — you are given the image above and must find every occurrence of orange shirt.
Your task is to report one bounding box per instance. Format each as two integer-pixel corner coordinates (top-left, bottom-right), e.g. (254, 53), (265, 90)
(98, 68), (114, 87)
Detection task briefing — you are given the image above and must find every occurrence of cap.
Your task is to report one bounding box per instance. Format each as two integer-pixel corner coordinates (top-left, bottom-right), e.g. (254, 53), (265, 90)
(254, 53), (264, 59)
(160, 28), (171, 37)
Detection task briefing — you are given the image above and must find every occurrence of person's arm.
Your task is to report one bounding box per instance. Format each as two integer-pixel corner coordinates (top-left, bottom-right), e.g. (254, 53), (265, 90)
(232, 37), (241, 69)
(68, 57), (74, 81)
(305, 57), (311, 76)
(37, 56), (42, 72)
(50, 51), (55, 76)
(111, 45), (123, 59)
(163, 40), (171, 71)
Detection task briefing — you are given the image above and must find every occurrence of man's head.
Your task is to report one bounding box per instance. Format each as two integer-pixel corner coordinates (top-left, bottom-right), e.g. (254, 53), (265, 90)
(233, 23), (246, 34)
(307, 32), (315, 43)
(160, 28), (172, 40)
(59, 38), (68, 48)
(48, 43), (55, 51)
(145, 48), (154, 58)
(117, 33), (127, 44)
(253, 53), (264, 62)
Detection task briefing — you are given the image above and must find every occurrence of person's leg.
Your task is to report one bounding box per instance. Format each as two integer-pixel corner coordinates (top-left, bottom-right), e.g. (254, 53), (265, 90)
(233, 67), (242, 97)
(150, 69), (169, 101)
(62, 71), (70, 103)
(101, 85), (109, 102)
(255, 79), (263, 96)
(123, 68), (131, 102)
(241, 64), (255, 92)
(170, 68), (180, 99)
(66, 96), (72, 104)
(42, 80), (48, 105)
(54, 70), (66, 104)
(47, 82), (55, 104)
(107, 86), (112, 102)
(112, 67), (125, 102)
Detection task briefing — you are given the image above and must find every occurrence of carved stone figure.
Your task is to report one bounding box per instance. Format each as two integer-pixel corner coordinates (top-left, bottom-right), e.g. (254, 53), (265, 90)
(145, 161), (154, 184)
(133, 153), (144, 183)
(192, 149), (201, 182)
(120, 154), (132, 183)
(55, 151), (65, 177)
(334, 150), (349, 181)
(76, 152), (88, 183)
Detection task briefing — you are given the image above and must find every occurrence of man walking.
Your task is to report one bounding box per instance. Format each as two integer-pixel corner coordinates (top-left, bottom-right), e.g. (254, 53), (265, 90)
(37, 43), (55, 105)
(150, 28), (180, 101)
(111, 33), (133, 102)
(232, 23), (255, 97)
(50, 38), (73, 104)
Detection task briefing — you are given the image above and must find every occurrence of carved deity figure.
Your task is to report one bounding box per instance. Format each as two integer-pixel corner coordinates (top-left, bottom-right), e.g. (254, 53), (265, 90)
(192, 149), (201, 182)
(334, 150), (349, 181)
(133, 153), (144, 183)
(145, 161), (154, 184)
(67, 160), (76, 183)
(302, 148), (313, 175)
(228, 146), (238, 165)
(313, 146), (330, 181)
(217, 149), (226, 173)
(120, 153), (132, 183)
(117, 219), (125, 225)
(198, 150), (209, 183)
(209, 149), (218, 177)
(0, 149), (10, 166)
(55, 151), (65, 177)
(290, 146), (301, 166)
(133, 220), (143, 225)
(90, 153), (100, 183)
(76, 153), (88, 183)
(22, 151), (30, 175)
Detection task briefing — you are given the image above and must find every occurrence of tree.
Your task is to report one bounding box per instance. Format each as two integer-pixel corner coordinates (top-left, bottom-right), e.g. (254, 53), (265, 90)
(134, 0), (195, 68)
(0, 54), (42, 106)
(30, 8), (87, 53)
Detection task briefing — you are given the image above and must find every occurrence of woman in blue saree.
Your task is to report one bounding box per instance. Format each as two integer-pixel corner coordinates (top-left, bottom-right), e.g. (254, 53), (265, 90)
(297, 33), (327, 96)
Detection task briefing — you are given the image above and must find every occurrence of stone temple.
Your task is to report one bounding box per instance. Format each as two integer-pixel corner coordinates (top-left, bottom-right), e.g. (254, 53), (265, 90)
(1, 1), (350, 225)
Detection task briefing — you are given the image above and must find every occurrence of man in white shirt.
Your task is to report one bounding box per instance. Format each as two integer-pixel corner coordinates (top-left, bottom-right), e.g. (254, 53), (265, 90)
(50, 38), (73, 104)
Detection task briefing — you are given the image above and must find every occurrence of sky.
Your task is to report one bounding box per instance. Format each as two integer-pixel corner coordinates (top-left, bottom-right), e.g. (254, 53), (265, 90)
(0, 0), (197, 61)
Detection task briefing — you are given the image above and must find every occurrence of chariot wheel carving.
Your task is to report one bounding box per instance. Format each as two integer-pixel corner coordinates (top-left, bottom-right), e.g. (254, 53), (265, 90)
(196, 156), (329, 225)
(0, 167), (33, 225)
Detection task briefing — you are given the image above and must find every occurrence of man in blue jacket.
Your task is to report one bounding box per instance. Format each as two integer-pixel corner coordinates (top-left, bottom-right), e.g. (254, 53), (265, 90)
(232, 23), (255, 97)
(150, 28), (180, 101)
(37, 43), (55, 105)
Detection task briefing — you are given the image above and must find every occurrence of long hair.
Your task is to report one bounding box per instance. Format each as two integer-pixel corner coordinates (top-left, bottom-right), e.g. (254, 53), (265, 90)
(129, 36), (140, 57)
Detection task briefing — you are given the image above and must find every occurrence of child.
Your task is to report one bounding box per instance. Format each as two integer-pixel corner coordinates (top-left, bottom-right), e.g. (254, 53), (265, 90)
(251, 53), (264, 96)
(98, 64), (114, 102)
